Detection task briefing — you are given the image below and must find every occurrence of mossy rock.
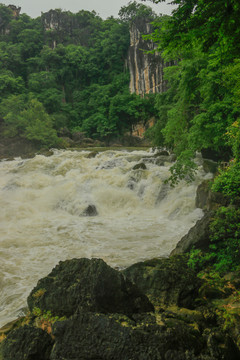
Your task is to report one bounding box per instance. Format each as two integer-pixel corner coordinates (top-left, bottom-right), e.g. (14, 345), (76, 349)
(1, 325), (53, 360)
(27, 258), (153, 317)
(132, 162), (147, 170)
(122, 256), (202, 309)
(86, 151), (98, 158)
(50, 311), (204, 360)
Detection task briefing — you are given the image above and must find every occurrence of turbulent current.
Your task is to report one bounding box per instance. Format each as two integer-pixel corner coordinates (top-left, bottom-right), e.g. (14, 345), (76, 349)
(0, 148), (210, 327)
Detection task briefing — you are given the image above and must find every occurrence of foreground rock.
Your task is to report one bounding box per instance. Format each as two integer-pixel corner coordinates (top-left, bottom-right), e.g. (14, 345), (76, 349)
(27, 258), (153, 317)
(122, 256), (201, 309)
(1, 326), (53, 360)
(1, 257), (240, 360)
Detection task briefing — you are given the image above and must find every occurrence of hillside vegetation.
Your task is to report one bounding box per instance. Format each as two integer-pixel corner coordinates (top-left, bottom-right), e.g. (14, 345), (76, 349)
(0, 2), (156, 148)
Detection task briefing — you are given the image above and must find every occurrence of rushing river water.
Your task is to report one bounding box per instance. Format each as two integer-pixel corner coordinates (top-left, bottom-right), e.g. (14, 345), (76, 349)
(0, 148), (211, 327)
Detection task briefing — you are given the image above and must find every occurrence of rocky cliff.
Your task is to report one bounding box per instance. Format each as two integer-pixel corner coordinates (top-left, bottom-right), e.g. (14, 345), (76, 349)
(41, 9), (100, 48)
(128, 18), (174, 96)
(0, 5), (21, 35)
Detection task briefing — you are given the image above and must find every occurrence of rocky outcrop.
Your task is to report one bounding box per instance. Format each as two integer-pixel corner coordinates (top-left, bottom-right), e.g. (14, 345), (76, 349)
(122, 256), (202, 309)
(49, 311), (206, 360)
(195, 180), (230, 211)
(7, 5), (21, 18)
(1, 325), (53, 360)
(132, 162), (147, 170)
(0, 5), (21, 35)
(41, 9), (99, 48)
(170, 212), (214, 256)
(27, 258), (153, 317)
(128, 17), (176, 96)
(2, 257), (240, 360)
(170, 179), (232, 256)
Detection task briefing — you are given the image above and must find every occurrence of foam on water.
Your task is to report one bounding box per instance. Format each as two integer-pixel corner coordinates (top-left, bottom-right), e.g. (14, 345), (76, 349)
(0, 149), (211, 326)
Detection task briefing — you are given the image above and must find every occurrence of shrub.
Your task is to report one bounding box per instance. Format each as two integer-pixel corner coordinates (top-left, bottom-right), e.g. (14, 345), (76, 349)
(188, 207), (240, 274)
(212, 160), (240, 201)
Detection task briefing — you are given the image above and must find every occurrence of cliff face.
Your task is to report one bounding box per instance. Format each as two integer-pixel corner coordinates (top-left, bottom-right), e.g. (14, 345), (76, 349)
(0, 5), (21, 35)
(41, 9), (99, 48)
(128, 18), (172, 96)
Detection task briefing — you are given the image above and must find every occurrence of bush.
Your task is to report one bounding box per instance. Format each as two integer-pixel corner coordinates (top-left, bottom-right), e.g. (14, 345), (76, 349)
(188, 207), (240, 274)
(212, 160), (240, 201)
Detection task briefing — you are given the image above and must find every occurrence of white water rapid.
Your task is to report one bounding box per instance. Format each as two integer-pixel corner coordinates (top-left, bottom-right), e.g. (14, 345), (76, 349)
(0, 148), (211, 327)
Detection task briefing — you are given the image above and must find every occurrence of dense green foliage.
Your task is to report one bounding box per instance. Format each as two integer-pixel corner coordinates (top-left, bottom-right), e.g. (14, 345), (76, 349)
(212, 160), (240, 201)
(144, 0), (240, 276)
(144, 0), (240, 184)
(0, 3), (156, 147)
(188, 207), (240, 274)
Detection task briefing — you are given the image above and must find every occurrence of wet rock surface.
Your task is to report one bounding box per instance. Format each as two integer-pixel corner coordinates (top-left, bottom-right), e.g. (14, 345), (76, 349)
(1, 257), (240, 360)
(1, 325), (53, 360)
(82, 204), (98, 216)
(50, 311), (204, 360)
(27, 258), (153, 317)
(195, 180), (230, 211)
(122, 256), (202, 309)
(132, 162), (147, 170)
(170, 212), (214, 256)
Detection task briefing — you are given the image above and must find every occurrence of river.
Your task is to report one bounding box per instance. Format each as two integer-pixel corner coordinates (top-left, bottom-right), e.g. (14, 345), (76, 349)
(0, 148), (211, 327)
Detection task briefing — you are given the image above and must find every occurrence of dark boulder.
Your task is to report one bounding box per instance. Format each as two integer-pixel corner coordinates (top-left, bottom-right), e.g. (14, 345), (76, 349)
(3, 257), (240, 360)
(202, 159), (218, 174)
(132, 162), (147, 170)
(156, 183), (169, 203)
(154, 150), (169, 156)
(86, 151), (98, 158)
(82, 204), (98, 216)
(27, 258), (153, 317)
(1, 325), (53, 360)
(170, 212), (214, 256)
(4, 311), (237, 360)
(122, 256), (202, 309)
(196, 180), (229, 211)
(142, 154), (176, 165)
(50, 311), (204, 360)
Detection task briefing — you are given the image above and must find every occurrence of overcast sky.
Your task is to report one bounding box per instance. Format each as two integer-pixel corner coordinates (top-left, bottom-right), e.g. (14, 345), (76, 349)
(2, 1), (176, 19)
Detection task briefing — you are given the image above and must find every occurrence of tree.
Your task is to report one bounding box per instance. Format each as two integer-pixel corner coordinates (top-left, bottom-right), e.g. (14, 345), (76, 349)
(143, 0), (240, 59)
(142, 0), (240, 183)
(22, 99), (60, 146)
(0, 70), (24, 97)
(119, 1), (156, 22)
(0, 96), (60, 147)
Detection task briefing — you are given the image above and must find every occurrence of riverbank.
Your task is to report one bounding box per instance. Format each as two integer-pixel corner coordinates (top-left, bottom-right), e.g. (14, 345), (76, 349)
(0, 128), (151, 160)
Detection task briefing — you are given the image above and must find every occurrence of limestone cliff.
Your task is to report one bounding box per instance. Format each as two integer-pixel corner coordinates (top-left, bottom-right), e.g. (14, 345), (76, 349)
(128, 18), (174, 96)
(41, 9), (99, 48)
(0, 5), (21, 35)
(8, 5), (21, 18)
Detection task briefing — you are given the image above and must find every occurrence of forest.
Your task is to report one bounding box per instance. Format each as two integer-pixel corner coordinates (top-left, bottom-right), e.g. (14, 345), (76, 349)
(0, 1), (157, 147)
(0, 0), (240, 275)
